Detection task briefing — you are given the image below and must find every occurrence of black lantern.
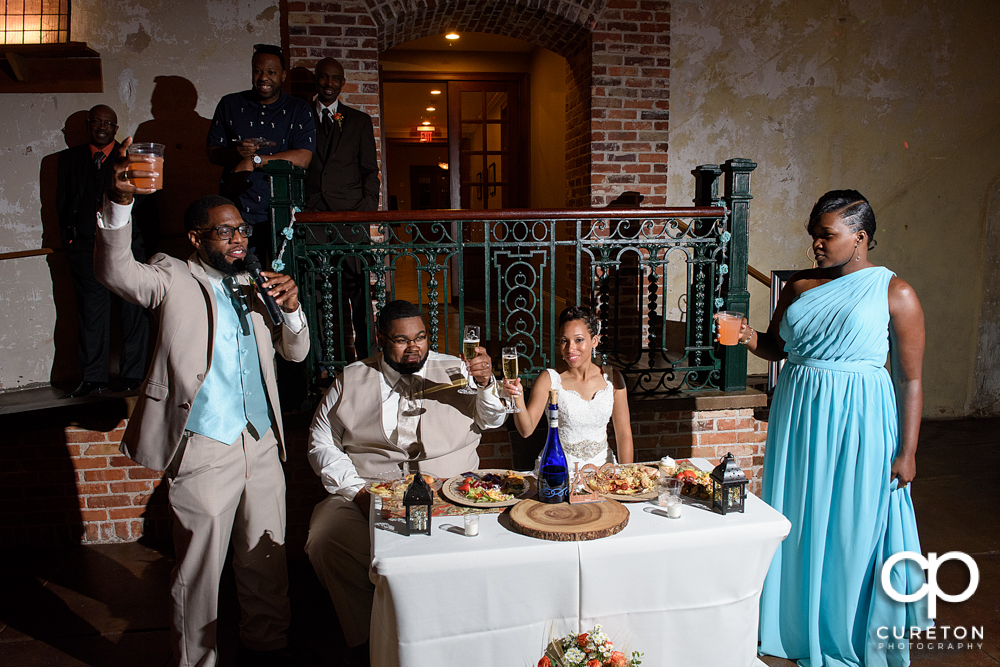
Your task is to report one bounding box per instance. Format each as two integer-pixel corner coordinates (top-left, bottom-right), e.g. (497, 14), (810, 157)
(403, 473), (433, 536)
(711, 453), (748, 514)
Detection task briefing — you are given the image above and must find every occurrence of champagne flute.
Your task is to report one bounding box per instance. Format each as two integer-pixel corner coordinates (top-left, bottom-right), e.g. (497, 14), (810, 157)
(458, 325), (480, 394)
(501, 346), (522, 413)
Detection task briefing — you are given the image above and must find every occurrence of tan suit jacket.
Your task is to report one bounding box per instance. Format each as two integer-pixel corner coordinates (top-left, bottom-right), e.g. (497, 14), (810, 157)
(95, 220), (310, 472)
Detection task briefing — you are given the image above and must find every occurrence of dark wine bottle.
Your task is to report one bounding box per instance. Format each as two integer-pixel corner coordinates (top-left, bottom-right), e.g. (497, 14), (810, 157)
(537, 389), (569, 504)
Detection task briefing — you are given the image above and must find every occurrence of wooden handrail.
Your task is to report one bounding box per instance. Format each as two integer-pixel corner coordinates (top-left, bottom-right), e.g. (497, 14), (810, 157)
(295, 206), (728, 223)
(748, 264), (770, 287)
(0, 248), (53, 261)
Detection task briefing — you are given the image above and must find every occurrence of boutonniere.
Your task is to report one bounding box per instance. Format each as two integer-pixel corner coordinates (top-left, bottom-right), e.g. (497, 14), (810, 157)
(333, 112), (344, 129)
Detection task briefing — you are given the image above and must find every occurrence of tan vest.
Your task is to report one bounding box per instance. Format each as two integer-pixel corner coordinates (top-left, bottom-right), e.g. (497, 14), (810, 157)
(334, 356), (482, 479)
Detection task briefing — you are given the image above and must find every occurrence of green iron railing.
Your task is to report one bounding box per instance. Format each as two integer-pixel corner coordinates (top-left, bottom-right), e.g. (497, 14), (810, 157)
(265, 158), (756, 395)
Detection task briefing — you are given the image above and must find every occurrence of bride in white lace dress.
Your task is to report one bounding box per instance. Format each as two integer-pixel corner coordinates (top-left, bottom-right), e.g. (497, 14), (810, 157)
(504, 307), (634, 472)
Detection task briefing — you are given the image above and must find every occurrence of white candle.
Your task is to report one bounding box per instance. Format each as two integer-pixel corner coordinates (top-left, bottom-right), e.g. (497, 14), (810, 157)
(666, 500), (682, 519)
(464, 514), (480, 536)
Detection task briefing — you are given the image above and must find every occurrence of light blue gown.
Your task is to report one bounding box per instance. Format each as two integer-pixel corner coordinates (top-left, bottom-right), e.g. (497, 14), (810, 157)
(758, 267), (931, 667)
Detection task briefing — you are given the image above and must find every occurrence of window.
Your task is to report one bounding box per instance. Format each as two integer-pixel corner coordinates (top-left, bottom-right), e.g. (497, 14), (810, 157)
(2, 0), (70, 45)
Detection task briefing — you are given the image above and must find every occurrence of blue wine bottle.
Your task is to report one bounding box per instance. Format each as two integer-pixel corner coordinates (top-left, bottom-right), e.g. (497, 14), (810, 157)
(538, 389), (569, 504)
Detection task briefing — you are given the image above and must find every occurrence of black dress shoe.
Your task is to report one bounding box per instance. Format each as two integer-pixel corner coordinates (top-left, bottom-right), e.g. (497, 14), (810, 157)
(111, 377), (143, 392)
(62, 381), (109, 399)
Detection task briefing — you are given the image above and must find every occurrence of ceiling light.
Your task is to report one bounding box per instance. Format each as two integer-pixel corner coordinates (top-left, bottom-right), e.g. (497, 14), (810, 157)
(422, 121), (431, 126)
(426, 106), (436, 111)
(445, 32), (460, 40)
(430, 90), (441, 95)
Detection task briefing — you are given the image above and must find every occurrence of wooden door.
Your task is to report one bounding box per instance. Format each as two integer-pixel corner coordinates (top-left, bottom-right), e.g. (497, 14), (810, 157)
(448, 80), (526, 210)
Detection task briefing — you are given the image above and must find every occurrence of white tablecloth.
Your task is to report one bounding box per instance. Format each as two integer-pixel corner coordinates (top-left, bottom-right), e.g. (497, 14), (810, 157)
(369, 461), (790, 667)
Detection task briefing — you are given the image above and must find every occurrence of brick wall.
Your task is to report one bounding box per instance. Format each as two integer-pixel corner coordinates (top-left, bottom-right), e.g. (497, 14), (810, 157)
(285, 0), (670, 208)
(64, 422), (170, 542)
(1, 399), (767, 547)
(589, 0), (670, 206)
(0, 402), (171, 548)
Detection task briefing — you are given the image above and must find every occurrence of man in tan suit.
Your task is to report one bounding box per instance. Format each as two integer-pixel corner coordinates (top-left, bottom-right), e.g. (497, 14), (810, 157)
(305, 300), (506, 666)
(95, 139), (310, 667)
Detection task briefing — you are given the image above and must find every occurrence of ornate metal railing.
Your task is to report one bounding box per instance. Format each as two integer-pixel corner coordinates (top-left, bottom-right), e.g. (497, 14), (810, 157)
(264, 158), (756, 395)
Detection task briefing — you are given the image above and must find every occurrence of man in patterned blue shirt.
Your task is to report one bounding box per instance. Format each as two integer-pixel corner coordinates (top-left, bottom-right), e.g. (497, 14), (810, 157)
(207, 44), (315, 256)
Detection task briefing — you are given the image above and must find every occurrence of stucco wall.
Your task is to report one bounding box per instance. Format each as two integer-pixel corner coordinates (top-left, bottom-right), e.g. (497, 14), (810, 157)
(0, 0), (280, 389)
(668, 0), (1000, 417)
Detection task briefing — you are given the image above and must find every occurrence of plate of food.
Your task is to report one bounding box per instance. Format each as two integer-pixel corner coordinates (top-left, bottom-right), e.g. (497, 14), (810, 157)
(442, 469), (537, 508)
(583, 463), (659, 501)
(672, 460), (713, 500)
(366, 471), (440, 501)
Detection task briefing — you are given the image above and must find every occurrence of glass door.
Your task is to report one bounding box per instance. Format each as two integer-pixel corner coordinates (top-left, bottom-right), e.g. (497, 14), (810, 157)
(448, 80), (523, 209)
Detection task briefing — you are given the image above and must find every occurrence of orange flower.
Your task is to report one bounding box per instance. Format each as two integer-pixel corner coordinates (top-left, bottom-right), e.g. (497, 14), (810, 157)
(608, 651), (627, 667)
(577, 633), (589, 647)
(586, 661), (601, 667)
(537, 658), (551, 667)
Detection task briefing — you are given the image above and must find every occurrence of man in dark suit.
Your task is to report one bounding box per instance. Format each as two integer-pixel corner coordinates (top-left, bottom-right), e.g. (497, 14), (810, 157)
(57, 104), (148, 397)
(304, 58), (380, 361)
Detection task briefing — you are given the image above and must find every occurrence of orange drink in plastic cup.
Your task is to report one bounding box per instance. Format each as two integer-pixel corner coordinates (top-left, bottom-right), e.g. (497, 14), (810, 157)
(717, 311), (744, 346)
(127, 143), (165, 190)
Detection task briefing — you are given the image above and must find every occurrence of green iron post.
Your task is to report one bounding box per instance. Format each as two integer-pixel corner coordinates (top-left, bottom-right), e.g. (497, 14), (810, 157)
(264, 160), (306, 267)
(688, 165), (723, 376)
(719, 158), (756, 392)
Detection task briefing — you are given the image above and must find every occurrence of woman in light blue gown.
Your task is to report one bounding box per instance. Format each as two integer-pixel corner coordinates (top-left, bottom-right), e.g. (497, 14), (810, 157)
(730, 191), (931, 666)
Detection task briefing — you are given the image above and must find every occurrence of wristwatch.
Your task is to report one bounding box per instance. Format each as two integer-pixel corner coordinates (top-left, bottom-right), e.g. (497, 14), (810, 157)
(252, 154), (263, 166)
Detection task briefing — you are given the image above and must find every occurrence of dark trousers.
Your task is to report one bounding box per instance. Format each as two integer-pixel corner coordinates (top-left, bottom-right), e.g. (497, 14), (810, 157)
(337, 253), (373, 361)
(67, 243), (149, 382)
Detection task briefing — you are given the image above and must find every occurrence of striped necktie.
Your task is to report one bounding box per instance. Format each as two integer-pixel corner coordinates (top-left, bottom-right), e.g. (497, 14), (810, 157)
(222, 276), (251, 336)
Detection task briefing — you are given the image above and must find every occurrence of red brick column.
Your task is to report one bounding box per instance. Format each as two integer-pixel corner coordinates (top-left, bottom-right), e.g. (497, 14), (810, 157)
(589, 0), (670, 207)
(287, 0), (383, 203)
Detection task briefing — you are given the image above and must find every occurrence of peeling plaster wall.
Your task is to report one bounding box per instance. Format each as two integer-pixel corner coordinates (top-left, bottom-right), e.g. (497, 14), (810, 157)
(0, 0), (279, 390)
(668, 0), (1000, 417)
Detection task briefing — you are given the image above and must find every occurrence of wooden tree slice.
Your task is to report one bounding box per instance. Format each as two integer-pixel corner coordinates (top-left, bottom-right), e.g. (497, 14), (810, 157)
(509, 498), (629, 541)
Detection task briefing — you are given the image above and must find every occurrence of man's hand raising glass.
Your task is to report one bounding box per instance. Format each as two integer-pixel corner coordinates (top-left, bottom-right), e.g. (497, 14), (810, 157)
(107, 137), (158, 205)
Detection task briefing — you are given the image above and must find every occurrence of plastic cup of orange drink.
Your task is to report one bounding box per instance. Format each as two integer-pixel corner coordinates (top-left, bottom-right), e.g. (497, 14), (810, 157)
(716, 311), (744, 346)
(127, 143), (165, 190)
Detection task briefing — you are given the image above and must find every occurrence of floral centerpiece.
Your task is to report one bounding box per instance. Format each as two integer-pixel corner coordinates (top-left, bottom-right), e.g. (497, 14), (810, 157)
(538, 625), (642, 667)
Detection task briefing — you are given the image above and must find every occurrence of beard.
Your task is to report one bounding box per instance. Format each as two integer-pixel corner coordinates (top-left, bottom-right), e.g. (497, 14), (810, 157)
(383, 350), (429, 375)
(205, 249), (246, 277)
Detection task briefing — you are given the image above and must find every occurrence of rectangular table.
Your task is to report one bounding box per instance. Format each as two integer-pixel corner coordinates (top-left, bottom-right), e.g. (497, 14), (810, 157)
(369, 462), (791, 667)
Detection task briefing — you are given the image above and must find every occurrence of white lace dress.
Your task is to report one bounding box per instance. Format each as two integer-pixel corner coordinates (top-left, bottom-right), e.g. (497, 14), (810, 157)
(540, 368), (617, 475)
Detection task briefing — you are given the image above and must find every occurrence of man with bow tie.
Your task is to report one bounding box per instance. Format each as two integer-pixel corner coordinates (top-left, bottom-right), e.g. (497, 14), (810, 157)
(94, 138), (310, 667)
(304, 57), (381, 361)
(305, 300), (505, 666)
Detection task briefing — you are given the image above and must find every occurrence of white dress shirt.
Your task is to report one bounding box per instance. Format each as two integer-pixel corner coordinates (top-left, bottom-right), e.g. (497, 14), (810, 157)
(308, 351), (507, 500)
(316, 98), (340, 123)
(98, 198), (306, 332)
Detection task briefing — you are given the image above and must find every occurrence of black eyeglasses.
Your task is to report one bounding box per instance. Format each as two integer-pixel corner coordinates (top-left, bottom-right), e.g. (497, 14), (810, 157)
(88, 119), (118, 129)
(201, 224), (253, 240)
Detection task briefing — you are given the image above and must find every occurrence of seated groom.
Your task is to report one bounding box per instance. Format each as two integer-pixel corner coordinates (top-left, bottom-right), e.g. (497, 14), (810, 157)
(305, 300), (506, 665)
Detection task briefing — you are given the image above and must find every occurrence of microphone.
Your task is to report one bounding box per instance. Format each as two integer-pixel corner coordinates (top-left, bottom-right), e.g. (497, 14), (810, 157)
(244, 251), (286, 327)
